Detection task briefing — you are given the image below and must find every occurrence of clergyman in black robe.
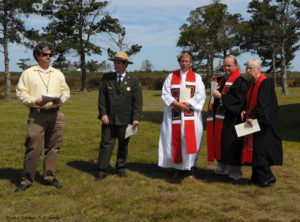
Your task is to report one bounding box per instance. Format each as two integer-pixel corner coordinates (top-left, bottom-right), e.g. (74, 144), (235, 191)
(242, 58), (283, 187)
(211, 56), (248, 180)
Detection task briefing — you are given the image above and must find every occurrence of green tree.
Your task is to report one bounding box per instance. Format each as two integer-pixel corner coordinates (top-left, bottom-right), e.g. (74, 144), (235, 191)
(40, 0), (121, 91)
(105, 23), (142, 58)
(240, 0), (280, 86)
(0, 0), (40, 100)
(52, 55), (71, 72)
(97, 60), (111, 72)
(86, 59), (99, 72)
(17, 58), (32, 70)
(140, 59), (153, 72)
(177, 0), (242, 84)
(243, 0), (300, 95)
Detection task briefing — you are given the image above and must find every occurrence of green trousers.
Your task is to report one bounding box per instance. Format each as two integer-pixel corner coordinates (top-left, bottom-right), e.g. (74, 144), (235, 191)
(97, 124), (129, 175)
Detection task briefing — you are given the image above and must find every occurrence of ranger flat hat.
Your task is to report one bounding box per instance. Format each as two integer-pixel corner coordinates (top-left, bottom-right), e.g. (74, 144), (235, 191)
(108, 51), (133, 64)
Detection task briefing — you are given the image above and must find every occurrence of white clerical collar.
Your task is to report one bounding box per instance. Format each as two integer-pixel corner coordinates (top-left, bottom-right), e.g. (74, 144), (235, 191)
(180, 69), (188, 75)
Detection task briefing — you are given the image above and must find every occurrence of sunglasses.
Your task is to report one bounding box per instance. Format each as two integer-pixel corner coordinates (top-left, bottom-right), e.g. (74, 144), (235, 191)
(41, 52), (53, 57)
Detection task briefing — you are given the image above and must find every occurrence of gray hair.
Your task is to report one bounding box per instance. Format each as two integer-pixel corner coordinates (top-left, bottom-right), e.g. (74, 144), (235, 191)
(247, 58), (261, 69)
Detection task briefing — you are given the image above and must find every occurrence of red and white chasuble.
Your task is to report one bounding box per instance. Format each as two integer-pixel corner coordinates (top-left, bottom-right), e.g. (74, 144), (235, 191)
(158, 69), (206, 170)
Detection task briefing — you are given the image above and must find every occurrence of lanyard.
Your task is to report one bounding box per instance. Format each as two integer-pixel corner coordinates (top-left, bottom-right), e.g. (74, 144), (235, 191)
(38, 70), (51, 93)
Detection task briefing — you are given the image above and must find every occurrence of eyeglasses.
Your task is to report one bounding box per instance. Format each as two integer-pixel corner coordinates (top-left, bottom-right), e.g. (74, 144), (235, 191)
(246, 66), (257, 70)
(41, 52), (53, 57)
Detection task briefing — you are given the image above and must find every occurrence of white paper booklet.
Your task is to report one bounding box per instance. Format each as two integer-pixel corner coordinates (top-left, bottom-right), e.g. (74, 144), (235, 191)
(235, 119), (261, 137)
(179, 88), (191, 103)
(210, 81), (218, 103)
(42, 94), (58, 102)
(125, 124), (138, 139)
(211, 81), (218, 91)
(42, 93), (64, 102)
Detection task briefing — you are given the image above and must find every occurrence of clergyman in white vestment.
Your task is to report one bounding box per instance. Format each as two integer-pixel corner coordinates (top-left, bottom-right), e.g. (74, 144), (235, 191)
(158, 52), (206, 178)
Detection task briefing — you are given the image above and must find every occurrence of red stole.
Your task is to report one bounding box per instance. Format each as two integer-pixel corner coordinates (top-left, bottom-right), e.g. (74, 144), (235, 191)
(241, 73), (267, 164)
(207, 70), (242, 162)
(171, 70), (197, 163)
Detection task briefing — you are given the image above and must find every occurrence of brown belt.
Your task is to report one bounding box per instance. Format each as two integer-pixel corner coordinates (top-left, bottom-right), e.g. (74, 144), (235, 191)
(30, 107), (59, 113)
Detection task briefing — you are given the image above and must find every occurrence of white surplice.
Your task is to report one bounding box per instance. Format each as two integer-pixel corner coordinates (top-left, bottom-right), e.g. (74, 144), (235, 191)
(158, 70), (206, 170)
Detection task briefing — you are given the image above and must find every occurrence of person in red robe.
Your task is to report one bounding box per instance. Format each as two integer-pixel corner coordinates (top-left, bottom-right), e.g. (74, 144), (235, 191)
(241, 58), (283, 187)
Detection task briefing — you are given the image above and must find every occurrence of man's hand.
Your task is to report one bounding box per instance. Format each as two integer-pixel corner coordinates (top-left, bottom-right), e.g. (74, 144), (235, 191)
(246, 118), (254, 127)
(210, 76), (218, 82)
(241, 111), (246, 121)
(182, 102), (191, 108)
(35, 98), (48, 106)
(212, 90), (222, 99)
(172, 100), (188, 111)
(101, 115), (109, 125)
(132, 120), (140, 129)
(52, 98), (61, 104)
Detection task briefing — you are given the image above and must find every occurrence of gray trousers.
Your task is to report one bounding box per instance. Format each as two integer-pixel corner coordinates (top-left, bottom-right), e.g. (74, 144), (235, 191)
(21, 110), (65, 185)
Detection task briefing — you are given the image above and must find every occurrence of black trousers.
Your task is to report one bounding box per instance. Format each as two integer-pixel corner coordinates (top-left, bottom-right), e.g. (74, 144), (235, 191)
(97, 124), (129, 175)
(251, 165), (275, 184)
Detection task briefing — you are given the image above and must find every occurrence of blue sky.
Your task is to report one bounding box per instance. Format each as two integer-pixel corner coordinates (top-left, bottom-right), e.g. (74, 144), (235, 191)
(1, 0), (300, 72)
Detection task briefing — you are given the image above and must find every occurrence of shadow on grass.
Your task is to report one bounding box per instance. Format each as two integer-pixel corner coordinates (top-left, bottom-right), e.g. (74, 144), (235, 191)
(67, 160), (97, 176)
(67, 160), (183, 184)
(142, 111), (163, 124)
(195, 167), (250, 185)
(279, 103), (300, 142)
(67, 160), (249, 185)
(67, 160), (115, 176)
(0, 168), (22, 185)
(127, 162), (183, 184)
(0, 168), (45, 185)
(127, 162), (250, 186)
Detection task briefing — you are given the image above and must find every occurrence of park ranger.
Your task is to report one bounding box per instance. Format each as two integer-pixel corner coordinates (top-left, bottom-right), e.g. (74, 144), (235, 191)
(95, 51), (143, 180)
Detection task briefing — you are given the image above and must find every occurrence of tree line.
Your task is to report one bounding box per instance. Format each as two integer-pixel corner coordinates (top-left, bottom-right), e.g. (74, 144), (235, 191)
(0, 0), (142, 99)
(1, 0), (300, 100)
(177, 0), (300, 95)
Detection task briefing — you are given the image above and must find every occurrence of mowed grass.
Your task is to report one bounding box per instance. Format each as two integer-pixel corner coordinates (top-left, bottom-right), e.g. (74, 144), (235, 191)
(0, 88), (300, 222)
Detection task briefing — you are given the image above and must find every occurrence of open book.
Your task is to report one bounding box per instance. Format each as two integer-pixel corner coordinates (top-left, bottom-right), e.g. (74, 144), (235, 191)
(234, 119), (261, 137)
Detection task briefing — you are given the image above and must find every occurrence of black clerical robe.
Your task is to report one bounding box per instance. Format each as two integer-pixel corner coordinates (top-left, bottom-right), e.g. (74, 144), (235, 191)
(213, 76), (248, 165)
(247, 78), (283, 166)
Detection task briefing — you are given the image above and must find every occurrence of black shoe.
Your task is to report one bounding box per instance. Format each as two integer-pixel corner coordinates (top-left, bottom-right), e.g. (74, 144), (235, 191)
(256, 176), (276, 187)
(173, 170), (183, 179)
(95, 173), (107, 181)
(45, 178), (62, 188)
(15, 183), (32, 192)
(116, 171), (127, 178)
(188, 166), (196, 178)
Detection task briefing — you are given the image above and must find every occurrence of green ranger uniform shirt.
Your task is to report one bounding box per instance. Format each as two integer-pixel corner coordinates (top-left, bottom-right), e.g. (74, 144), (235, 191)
(98, 72), (143, 126)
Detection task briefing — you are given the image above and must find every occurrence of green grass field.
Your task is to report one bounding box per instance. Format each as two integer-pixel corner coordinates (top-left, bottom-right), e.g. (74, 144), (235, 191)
(0, 88), (300, 222)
